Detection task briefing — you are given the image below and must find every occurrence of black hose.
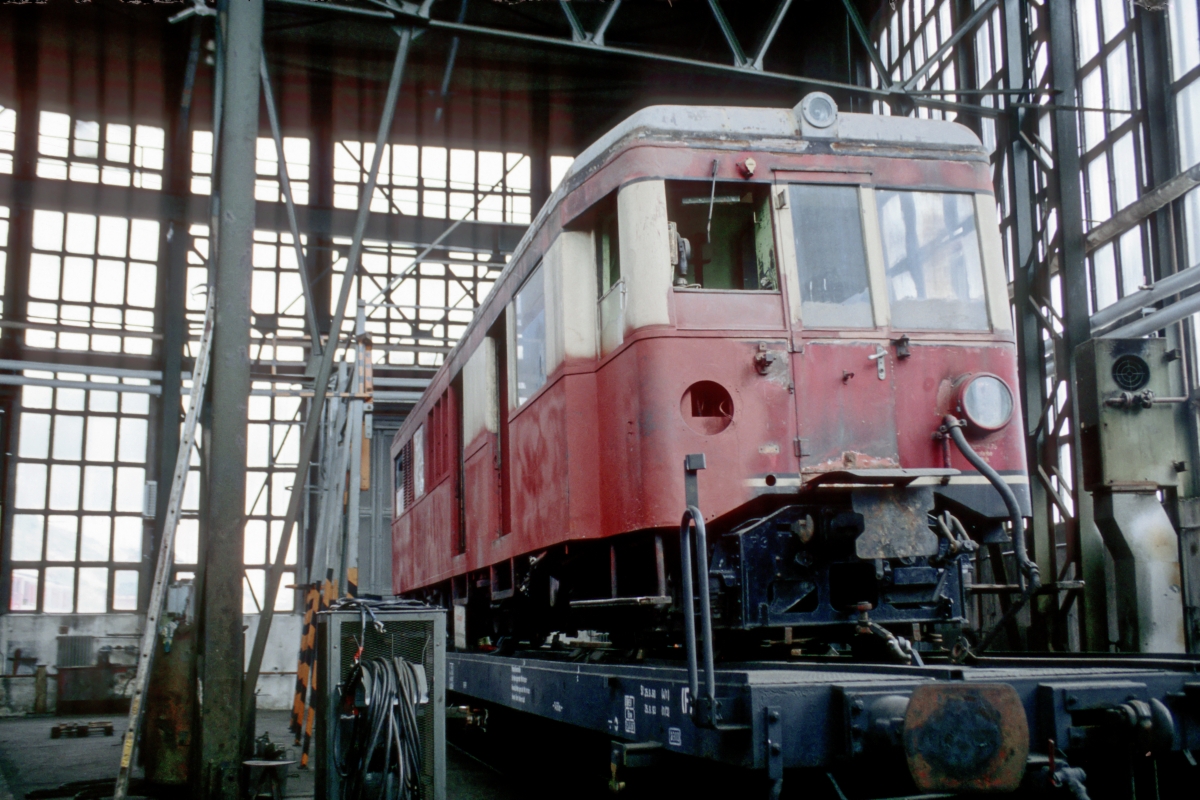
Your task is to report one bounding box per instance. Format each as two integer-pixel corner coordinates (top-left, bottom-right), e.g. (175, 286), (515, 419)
(943, 415), (1040, 593)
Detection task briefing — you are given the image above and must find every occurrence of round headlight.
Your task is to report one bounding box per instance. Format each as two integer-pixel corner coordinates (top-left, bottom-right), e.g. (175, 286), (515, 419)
(958, 374), (1013, 431)
(799, 92), (838, 128)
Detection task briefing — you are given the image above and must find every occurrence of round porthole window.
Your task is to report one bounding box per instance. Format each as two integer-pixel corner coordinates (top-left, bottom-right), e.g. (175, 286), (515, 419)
(681, 381), (734, 435)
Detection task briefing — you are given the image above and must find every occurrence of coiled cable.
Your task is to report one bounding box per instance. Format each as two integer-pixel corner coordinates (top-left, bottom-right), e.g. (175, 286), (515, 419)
(337, 656), (425, 800)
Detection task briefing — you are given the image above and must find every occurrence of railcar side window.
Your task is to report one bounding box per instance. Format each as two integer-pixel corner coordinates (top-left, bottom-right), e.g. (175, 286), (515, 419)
(666, 183), (777, 291)
(394, 451), (405, 515)
(876, 190), (988, 331)
(789, 184), (873, 327)
(412, 425), (424, 499)
(514, 263), (547, 406)
(596, 204), (620, 294)
(396, 438), (414, 513)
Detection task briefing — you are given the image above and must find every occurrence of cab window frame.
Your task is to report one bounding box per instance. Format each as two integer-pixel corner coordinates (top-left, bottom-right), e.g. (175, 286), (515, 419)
(665, 181), (780, 293)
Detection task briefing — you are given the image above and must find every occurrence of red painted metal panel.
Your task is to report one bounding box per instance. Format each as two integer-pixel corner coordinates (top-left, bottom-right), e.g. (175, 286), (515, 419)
(892, 342), (1027, 473)
(563, 373), (602, 542)
(673, 290), (786, 331)
(508, 381), (570, 553)
(464, 436), (500, 554)
(795, 342), (900, 472)
(594, 336), (797, 532)
(391, 513), (410, 595)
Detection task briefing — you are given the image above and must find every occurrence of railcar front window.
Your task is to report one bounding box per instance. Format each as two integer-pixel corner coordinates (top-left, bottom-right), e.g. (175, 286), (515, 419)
(876, 190), (988, 331)
(666, 183), (777, 291)
(789, 184), (872, 327)
(514, 263), (547, 405)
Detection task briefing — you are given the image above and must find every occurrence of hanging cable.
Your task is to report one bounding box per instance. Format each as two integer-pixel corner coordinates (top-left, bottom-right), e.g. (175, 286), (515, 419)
(337, 656), (426, 800)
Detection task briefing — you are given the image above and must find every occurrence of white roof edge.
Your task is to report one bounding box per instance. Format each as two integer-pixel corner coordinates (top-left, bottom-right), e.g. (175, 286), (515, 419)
(416, 104), (985, 431)
(565, 104), (985, 188)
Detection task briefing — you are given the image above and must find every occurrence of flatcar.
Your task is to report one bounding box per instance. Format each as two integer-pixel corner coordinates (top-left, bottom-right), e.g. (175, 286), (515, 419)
(391, 94), (1035, 655)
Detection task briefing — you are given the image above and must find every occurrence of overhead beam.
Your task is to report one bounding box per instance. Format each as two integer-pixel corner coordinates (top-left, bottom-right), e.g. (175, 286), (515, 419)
(748, 0), (794, 72)
(408, 15), (893, 99)
(839, 0), (891, 89)
(707, 0), (749, 67)
(592, 0), (621, 47)
(1084, 163), (1200, 255)
(559, 0), (586, 43)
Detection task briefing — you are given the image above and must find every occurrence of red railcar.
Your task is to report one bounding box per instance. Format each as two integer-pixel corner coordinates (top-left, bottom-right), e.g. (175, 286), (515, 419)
(392, 95), (1032, 651)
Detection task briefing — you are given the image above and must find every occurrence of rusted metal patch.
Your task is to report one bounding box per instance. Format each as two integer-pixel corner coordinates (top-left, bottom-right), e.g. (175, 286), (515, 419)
(903, 683), (1029, 793)
(852, 486), (938, 560)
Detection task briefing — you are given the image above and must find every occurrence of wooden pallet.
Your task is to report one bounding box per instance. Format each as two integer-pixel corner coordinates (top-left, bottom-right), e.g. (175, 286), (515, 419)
(50, 721), (114, 739)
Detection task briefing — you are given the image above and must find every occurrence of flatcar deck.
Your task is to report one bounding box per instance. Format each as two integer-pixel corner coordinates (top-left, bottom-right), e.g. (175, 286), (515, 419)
(447, 650), (1200, 795)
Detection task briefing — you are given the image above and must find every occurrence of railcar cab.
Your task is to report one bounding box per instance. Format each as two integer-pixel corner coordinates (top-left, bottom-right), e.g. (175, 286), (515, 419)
(568, 96), (1026, 640)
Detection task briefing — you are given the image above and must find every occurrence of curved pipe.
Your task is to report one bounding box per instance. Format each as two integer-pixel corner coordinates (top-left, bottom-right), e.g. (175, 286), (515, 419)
(943, 415), (1041, 593)
(679, 505), (717, 717)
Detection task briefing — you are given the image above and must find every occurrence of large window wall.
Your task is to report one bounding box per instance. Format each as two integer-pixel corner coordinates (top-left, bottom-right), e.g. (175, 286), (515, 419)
(872, 0), (1200, 650)
(2, 110), (527, 615)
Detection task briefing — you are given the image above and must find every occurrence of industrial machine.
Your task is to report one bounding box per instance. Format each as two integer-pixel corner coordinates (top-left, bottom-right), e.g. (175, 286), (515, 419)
(1076, 337), (1189, 653)
(315, 604), (445, 800)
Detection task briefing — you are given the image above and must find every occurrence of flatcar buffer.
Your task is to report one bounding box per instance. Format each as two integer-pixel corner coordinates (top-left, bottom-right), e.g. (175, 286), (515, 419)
(445, 650), (1200, 796)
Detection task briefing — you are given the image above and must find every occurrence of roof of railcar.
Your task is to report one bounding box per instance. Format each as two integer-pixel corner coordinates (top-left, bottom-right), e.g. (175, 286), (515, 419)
(391, 104), (988, 448)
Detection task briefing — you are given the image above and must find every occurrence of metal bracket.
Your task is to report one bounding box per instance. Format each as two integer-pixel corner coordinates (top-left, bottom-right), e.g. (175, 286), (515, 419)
(685, 453), (706, 508)
(766, 706), (783, 780)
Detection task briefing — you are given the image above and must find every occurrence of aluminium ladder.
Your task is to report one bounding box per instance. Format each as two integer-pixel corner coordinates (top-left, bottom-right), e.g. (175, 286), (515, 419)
(114, 294), (216, 800)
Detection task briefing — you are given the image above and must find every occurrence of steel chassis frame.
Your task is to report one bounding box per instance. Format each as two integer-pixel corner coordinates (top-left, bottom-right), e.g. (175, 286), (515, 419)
(446, 649), (1200, 794)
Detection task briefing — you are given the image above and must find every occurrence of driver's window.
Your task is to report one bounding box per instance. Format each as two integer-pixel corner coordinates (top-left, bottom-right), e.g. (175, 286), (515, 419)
(666, 183), (777, 291)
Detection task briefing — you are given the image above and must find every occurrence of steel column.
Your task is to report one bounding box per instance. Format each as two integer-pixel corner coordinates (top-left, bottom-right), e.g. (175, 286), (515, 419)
(151, 14), (203, 611)
(1136, 3), (1199, 652)
(0, 14), (40, 612)
(343, 303), (367, 596)
(1002, 0), (1055, 649)
(202, 2), (263, 799)
(1046, 0), (1103, 650)
(242, 26), (414, 724)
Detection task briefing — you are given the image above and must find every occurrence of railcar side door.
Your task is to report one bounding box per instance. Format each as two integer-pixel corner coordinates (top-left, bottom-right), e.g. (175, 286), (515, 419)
(779, 182), (900, 472)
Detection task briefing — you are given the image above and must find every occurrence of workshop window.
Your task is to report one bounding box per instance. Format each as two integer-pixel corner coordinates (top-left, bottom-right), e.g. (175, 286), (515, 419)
(0, 205), (8, 341)
(26, 209), (159, 354)
(191, 131), (310, 204)
(37, 111), (163, 189)
(0, 104), (13, 174)
(333, 143), (532, 224)
(9, 371), (152, 613)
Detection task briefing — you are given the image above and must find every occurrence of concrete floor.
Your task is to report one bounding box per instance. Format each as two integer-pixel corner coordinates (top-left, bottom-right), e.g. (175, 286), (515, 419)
(0, 710), (515, 800)
(0, 708), (764, 800)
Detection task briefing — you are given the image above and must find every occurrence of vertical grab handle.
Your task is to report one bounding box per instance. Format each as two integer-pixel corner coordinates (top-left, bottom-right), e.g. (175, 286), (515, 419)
(681, 454), (719, 727)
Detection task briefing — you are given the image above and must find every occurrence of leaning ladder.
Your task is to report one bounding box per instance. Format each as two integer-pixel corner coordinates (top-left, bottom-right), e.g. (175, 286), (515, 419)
(114, 293), (216, 800)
